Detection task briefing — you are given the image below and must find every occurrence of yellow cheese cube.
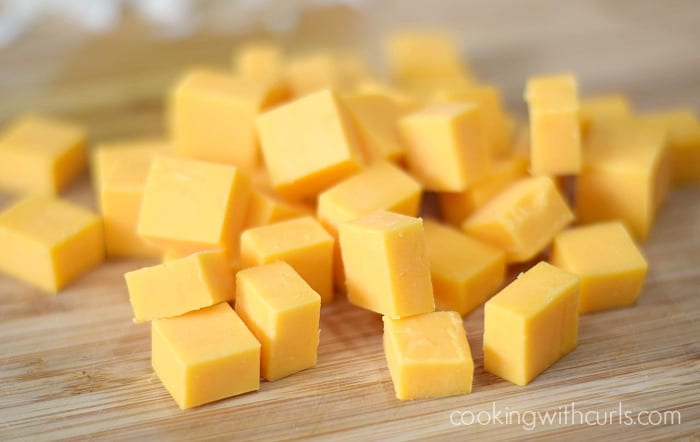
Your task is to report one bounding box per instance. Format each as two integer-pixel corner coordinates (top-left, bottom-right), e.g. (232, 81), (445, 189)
(0, 196), (104, 293)
(383, 311), (473, 400)
(579, 94), (631, 133)
(423, 220), (505, 316)
(152, 303), (260, 409)
(94, 138), (168, 258)
(240, 216), (334, 304)
(0, 114), (87, 195)
(256, 89), (365, 200)
(439, 154), (529, 225)
(284, 52), (369, 97)
(400, 103), (489, 191)
(353, 80), (420, 114)
(233, 41), (285, 85)
(243, 189), (308, 229)
(138, 156), (251, 254)
(577, 119), (671, 240)
(339, 211), (434, 318)
(550, 222), (648, 313)
(125, 250), (235, 323)
(462, 176), (574, 263)
(169, 68), (283, 170)
(484, 261), (579, 386)
(524, 74), (581, 175)
(236, 261), (321, 381)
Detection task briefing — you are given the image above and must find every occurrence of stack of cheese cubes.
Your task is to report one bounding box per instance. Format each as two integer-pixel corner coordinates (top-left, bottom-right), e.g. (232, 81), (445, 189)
(0, 30), (699, 408)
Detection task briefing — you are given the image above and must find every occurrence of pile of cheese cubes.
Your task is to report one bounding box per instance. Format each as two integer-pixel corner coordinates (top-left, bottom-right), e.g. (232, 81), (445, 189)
(0, 31), (699, 408)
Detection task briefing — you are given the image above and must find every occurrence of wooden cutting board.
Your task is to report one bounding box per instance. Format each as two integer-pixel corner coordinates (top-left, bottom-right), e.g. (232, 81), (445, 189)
(1, 3), (699, 440)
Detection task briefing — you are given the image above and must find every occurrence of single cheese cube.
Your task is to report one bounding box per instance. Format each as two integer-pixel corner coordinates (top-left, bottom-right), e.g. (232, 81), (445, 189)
(439, 154), (528, 225)
(353, 80), (420, 114)
(0, 114), (87, 195)
(0, 196), (104, 293)
(138, 156), (251, 254)
(125, 250), (235, 322)
(240, 216), (334, 304)
(236, 262), (321, 381)
(423, 220), (505, 316)
(550, 222), (648, 313)
(284, 52), (369, 97)
(233, 41), (285, 85)
(462, 176), (574, 263)
(483, 261), (579, 386)
(400, 103), (489, 191)
(243, 189), (308, 229)
(577, 119), (671, 240)
(170, 68), (283, 170)
(152, 303), (260, 409)
(579, 94), (631, 133)
(94, 138), (168, 258)
(256, 89), (365, 200)
(524, 74), (581, 175)
(383, 311), (473, 400)
(339, 211), (434, 318)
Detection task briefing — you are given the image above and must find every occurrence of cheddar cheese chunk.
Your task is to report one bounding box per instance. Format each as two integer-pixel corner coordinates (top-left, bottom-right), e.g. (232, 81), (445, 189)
(0, 196), (104, 293)
(339, 211), (434, 318)
(240, 216), (334, 304)
(524, 74), (581, 175)
(353, 80), (419, 114)
(400, 103), (488, 191)
(236, 262), (321, 381)
(423, 220), (505, 316)
(152, 303), (260, 409)
(462, 176), (574, 263)
(383, 311), (473, 400)
(551, 222), (648, 313)
(483, 261), (579, 386)
(284, 52), (369, 97)
(233, 41), (285, 86)
(579, 94), (631, 133)
(243, 189), (308, 229)
(125, 250), (235, 323)
(256, 89), (364, 200)
(0, 114), (87, 195)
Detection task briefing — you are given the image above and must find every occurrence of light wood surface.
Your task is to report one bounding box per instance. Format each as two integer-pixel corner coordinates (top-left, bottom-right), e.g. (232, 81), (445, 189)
(1, 2), (699, 440)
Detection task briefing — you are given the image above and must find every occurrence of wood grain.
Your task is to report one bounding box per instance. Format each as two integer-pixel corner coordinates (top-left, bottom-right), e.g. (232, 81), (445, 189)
(1, 1), (699, 440)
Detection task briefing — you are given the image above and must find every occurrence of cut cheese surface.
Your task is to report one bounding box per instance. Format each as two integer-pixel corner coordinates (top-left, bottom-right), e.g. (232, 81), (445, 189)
(243, 189), (308, 229)
(579, 94), (631, 133)
(233, 41), (286, 86)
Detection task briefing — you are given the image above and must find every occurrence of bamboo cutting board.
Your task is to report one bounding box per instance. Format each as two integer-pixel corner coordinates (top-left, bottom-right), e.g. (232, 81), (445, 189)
(1, 2), (700, 440)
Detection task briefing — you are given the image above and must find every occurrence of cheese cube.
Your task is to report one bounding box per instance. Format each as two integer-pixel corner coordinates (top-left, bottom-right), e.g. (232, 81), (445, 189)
(524, 74), (581, 175)
(576, 119), (671, 240)
(169, 68), (283, 170)
(550, 222), (648, 313)
(0, 196), (104, 293)
(339, 211), (434, 318)
(579, 94), (631, 133)
(152, 303), (260, 409)
(138, 156), (251, 254)
(423, 220), (505, 316)
(0, 114), (87, 195)
(383, 311), (473, 400)
(400, 103), (489, 191)
(484, 261), (579, 386)
(240, 216), (334, 304)
(94, 138), (168, 258)
(243, 189), (308, 229)
(236, 262), (321, 381)
(353, 80), (420, 114)
(462, 176), (574, 263)
(233, 41), (285, 85)
(256, 89), (365, 200)
(125, 250), (235, 322)
(284, 52), (369, 97)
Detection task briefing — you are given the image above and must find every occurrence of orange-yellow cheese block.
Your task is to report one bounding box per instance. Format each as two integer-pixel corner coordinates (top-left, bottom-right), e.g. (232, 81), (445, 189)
(0, 114), (87, 195)
(236, 261), (321, 381)
(579, 94), (631, 133)
(284, 52), (369, 97)
(240, 216), (334, 304)
(400, 103), (489, 191)
(483, 261), (579, 386)
(233, 41), (286, 86)
(94, 138), (168, 258)
(353, 80), (420, 114)
(423, 220), (505, 316)
(243, 189), (308, 229)
(462, 176), (574, 263)
(256, 89), (365, 200)
(170, 68), (283, 170)
(383, 311), (473, 400)
(0, 195), (104, 293)
(152, 303), (260, 409)
(439, 153), (528, 225)
(125, 250), (234, 322)
(138, 156), (251, 254)
(339, 211), (434, 318)
(524, 74), (581, 175)
(550, 222), (648, 313)
(577, 119), (671, 240)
